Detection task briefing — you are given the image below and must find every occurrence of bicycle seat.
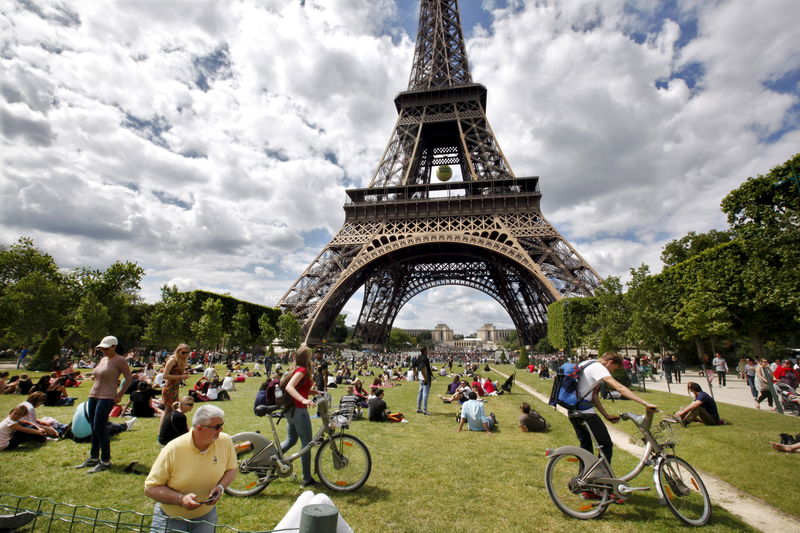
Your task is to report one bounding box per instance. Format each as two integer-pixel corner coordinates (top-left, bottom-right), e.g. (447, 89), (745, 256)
(254, 405), (282, 417)
(567, 411), (594, 421)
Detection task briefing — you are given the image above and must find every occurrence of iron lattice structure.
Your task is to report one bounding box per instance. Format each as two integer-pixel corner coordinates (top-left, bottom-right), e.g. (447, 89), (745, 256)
(278, 0), (601, 346)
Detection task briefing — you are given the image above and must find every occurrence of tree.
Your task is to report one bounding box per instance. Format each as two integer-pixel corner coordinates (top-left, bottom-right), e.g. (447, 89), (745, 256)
(257, 312), (277, 352)
(515, 345), (529, 369)
(72, 292), (110, 344)
(387, 328), (412, 350)
(27, 328), (62, 371)
(71, 261), (145, 346)
(0, 238), (72, 345)
(329, 314), (349, 343)
(229, 304), (252, 350)
(345, 336), (363, 351)
(143, 286), (192, 349)
(660, 230), (735, 267)
(502, 330), (521, 351)
(278, 312), (302, 350)
(192, 298), (224, 349)
(721, 152), (800, 321)
(535, 336), (554, 354)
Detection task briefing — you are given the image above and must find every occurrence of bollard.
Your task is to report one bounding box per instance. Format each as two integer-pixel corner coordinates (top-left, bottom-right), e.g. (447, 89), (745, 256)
(299, 503), (338, 533)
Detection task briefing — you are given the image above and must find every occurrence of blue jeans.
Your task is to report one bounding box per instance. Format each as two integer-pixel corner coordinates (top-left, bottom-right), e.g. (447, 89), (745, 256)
(150, 503), (216, 532)
(280, 407), (313, 483)
(87, 397), (115, 462)
(417, 382), (430, 412)
(746, 375), (757, 398)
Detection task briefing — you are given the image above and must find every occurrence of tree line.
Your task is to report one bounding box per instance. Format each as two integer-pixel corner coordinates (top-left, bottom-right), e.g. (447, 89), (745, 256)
(0, 238), (323, 355)
(547, 153), (800, 364)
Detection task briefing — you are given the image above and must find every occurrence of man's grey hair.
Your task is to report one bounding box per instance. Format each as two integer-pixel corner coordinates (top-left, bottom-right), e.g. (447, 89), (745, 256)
(193, 404), (224, 426)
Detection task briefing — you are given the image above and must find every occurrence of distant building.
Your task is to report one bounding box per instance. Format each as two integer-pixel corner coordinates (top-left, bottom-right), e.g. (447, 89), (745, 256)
(395, 323), (516, 351)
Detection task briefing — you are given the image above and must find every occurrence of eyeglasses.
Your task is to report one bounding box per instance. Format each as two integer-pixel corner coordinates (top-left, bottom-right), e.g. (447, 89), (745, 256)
(200, 423), (224, 431)
(179, 351), (189, 355)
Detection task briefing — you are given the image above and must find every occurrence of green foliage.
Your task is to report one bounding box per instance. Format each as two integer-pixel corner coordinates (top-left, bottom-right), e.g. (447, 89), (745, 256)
(535, 336), (554, 354)
(185, 290), (280, 343)
(277, 312), (302, 350)
(257, 312), (277, 349)
(610, 367), (631, 387)
(0, 238), (73, 344)
(501, 330), (520, 350)
(192, 298), (224, 349)
(142, 286), (192, 349)
(597, 330), (613, 355)
(345, 336), (363, 350)
(71, 261), (145, 346)
(229, 304), (252, 350)
(515, 345), (529, 369)
(660, 230), (735, 267)
(387, 328), (412, 350)
(329, 314), (349, 343)
(27, 328), (62, 371)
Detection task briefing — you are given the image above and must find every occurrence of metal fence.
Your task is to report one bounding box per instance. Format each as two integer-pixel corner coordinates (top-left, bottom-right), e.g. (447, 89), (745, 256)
(0, 494), (297, 533)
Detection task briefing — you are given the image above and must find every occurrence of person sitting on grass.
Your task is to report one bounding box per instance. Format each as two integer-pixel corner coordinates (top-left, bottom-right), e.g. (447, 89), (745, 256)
(45, 377), (76, 406)
(0, 404), (48, 450)
(158, 396), (195, 446)
(458, 392), (495, 434)
(367, 389), (403, 422)
(770, 441), (800, 453)
(676, 382), (725, 426)
(129, 382), (163, 418)
(518, 402), (547, 432)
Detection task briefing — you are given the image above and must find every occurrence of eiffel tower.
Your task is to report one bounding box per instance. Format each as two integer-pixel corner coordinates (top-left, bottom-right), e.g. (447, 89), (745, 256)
(278, 0), (601, 346)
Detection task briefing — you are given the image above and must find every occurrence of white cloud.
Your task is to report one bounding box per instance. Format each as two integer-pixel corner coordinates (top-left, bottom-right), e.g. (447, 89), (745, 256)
(1, 0), (798, 336)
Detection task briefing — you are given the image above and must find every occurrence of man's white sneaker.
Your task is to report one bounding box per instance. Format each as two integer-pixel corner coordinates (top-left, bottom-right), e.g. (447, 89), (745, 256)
(126, 417), (138, 431)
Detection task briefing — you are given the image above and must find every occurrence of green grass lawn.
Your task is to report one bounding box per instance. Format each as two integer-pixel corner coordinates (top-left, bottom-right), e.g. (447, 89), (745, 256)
(1, 364), (790, 532)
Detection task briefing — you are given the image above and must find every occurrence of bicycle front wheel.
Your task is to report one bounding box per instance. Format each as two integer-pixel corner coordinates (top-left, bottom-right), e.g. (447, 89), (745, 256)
(315, 433), (371, 492)
(226, 434), (275, 497)
(656, 455), (711, 526)
(545, 453), (609, 519)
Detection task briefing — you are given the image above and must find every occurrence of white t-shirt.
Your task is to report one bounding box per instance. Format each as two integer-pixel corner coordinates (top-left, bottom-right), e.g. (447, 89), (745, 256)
(20, 401), (36, 424)
(0, 415), (17, 450)
(221, 376), (235, 391)
(575, 361), (611, 414)
(154, 373), (165, 387)
(204, 367), (216, 380)
(712, 358), (727, 372)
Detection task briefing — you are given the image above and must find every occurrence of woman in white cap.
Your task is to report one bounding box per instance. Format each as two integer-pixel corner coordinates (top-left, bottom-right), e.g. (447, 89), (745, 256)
(75, 335), (132, 473)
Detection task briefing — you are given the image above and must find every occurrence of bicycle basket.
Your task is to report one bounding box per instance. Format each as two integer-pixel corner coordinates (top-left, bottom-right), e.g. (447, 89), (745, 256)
(653, 416), (683, 448)
(329, 414), (350, 429)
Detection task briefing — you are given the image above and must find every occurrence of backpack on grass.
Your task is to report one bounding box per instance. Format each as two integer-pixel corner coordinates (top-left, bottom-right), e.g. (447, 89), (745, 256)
(548, 361), (597, 410)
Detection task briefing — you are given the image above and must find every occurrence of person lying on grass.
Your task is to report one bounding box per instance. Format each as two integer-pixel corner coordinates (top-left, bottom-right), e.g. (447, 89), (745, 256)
(769, 441), (800, 453)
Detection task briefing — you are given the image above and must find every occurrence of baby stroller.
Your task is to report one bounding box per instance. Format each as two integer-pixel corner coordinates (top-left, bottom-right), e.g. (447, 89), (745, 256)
(500, 373), (515, 394)
(773, 381), (800, 415)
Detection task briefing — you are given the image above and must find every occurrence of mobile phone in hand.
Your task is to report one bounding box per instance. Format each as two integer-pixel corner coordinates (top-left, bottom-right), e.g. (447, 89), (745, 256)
(198, 494), (215, 504)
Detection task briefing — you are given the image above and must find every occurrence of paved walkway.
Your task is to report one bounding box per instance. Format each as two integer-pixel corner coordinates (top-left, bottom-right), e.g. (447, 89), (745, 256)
(636, 371), (796, 415)
(493, 369), (800, 533)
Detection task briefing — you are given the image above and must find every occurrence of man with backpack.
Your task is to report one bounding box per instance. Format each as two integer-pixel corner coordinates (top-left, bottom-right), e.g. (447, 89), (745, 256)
(565, 352), (657, 467)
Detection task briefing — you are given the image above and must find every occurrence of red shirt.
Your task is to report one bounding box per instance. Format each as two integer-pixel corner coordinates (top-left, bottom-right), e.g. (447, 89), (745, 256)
(483, 380), (496, 394)
(291, 366), (312, 409)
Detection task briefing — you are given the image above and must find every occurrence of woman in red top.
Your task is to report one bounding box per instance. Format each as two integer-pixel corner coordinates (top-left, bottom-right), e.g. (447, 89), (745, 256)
(279, 346), (320, 487)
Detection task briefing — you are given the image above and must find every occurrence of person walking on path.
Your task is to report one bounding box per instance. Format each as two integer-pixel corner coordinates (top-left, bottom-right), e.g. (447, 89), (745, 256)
(712, 353), (728, 387)
(755, 359), (775, 409)
(744, 358), (758, 400)
(75, 335), (132, 474)
(413, 347), (432, 415)
(144, 404), (236, 532)
(16, 346), (28, 370)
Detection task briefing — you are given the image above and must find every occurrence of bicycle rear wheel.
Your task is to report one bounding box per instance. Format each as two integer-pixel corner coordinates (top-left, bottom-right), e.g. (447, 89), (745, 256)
(545, 453), (609, 519)
(315, 433), (371, 492)
(656, 455), (711, 526)
(226, 433), (275, 497)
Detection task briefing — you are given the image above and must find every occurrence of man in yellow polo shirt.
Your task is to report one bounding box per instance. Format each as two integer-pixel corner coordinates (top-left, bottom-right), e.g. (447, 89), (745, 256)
(144, 404), (237, 532)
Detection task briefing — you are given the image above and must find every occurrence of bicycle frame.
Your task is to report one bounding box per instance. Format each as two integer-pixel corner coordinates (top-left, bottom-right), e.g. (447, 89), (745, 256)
(547, 410), (667, 498)
(246, 394), (338, 472)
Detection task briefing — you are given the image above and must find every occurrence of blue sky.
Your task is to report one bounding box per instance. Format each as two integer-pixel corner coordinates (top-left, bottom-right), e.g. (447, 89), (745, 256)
(2, 0), (799, 336)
